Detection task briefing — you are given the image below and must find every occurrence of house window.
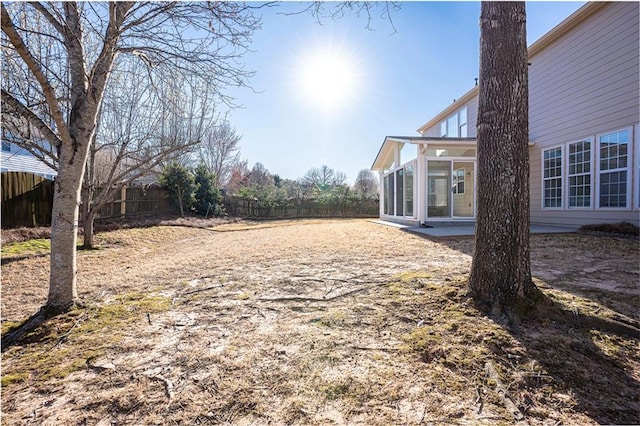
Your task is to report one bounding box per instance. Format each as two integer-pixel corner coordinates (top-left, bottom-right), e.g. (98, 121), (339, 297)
(405, 164), (414, 217)
(453, 168), (465, 194)
(440, 107), (467, 138)
(598, 129), (629, 208)
(567, 139), (592, 208)
(383, 175), (389, 215)
(543, 147), (563, 208)
(1, 141), (10, 152)
(459, 108), (468, 138)
(384, 173), (395, 215)
(446, 114), (458, 138)
(395, 168), (404, 216)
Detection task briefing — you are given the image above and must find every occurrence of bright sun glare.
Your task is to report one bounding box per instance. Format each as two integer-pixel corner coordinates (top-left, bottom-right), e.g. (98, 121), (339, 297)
(297, 50), (359, 110)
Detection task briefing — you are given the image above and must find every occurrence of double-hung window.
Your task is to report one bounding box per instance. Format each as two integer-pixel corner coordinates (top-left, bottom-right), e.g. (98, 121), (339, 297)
(598, 129), (629, 208)
(567, 139), (592, 208)
(543, 147), (563, 208)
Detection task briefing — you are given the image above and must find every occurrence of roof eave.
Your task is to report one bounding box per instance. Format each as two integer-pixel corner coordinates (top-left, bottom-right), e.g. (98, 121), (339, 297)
(415, 2), (606, 136)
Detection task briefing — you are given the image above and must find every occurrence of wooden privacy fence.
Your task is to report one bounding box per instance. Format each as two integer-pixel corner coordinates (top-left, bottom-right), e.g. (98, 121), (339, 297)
(1, 172), (54, 228)
(225, 196), (379, 219)
(1, 172), (175, 229)
(87, 186), (174, 221)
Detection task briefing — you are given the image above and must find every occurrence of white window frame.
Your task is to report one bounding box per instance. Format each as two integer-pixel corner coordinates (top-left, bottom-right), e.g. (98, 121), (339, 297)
(382, 160), (417, 218)
(541, 145), (564, 209)
(403, 161), (416, 218)
(596, 127), (632, 209)
(459, 108), (468, 138)
(453, 167), (465, 195)
(566, 137), (594, 209)
(439, 106), (468, 138)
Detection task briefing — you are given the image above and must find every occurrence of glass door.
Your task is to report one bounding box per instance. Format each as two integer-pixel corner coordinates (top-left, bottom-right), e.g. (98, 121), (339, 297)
(452, 161), (475, 218)
(427, 161), (451, 218)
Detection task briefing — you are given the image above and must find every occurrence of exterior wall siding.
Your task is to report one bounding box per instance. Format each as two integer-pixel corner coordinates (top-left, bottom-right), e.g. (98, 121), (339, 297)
(378, 3), (639, 227)
(1, 150), (57, 179)
(529, 2), (639, 226)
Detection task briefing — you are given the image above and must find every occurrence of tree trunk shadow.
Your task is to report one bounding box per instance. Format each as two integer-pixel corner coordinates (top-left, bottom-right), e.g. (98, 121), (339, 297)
(479, 293), (640, 424)
(1, 305), (64, 352)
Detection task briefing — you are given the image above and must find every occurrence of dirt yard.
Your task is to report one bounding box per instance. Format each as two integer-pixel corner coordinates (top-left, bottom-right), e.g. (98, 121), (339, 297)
(1, 219), (639, 425)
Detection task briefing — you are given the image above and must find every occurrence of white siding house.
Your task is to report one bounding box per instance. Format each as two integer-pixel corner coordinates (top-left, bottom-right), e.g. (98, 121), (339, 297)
(372, 2), (639, 227)
(1, 128), (57, 180)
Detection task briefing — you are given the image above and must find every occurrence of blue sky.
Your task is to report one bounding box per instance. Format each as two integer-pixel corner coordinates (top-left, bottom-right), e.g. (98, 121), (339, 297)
(226, 2), (585, 184)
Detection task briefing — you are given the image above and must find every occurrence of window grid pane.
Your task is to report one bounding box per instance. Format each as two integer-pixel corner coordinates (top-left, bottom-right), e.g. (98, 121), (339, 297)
(600, 171), (627, 207)
(598, 130), (628, 208)
(543, 147), (562, 208)
(568, 140), (591, 208)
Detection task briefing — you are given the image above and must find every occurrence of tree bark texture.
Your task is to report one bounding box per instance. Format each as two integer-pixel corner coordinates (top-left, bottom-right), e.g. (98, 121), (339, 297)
(468, 1), (537, 315)
(40, 2), (131, 311)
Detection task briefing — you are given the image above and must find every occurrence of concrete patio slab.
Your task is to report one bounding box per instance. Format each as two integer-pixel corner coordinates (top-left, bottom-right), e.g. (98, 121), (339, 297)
(372, 220), (580, 238)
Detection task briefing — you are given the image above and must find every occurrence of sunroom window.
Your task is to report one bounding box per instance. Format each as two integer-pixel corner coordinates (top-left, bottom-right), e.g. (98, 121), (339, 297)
(395, 169), (404, 216)
(405, 164), (414, 216)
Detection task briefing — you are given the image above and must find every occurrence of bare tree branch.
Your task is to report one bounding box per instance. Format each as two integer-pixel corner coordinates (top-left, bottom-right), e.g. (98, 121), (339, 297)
(1, 3), (72, 147)
(1, 89), (62, 150)
(28, 2), (66, 36)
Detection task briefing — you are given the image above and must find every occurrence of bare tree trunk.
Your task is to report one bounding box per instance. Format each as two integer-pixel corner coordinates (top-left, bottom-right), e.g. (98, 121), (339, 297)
(176, 185), (185, 217)
(82, 200), (96, 249)
(48, 150), (87, 312)
(468, 1), (538, 318)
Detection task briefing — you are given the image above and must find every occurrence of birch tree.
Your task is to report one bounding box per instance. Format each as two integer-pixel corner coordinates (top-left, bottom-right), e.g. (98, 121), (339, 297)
(468, 1), (539, 318)
(1, 2), (260, 313)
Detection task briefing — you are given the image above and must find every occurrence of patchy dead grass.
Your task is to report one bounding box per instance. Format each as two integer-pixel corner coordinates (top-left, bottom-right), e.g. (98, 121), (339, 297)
(1, 219), (638, 425)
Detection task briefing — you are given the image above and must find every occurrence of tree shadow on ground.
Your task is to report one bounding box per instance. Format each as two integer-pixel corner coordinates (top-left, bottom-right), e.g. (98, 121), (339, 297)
(478, 292), (640, 425)
(1, 306), (76, 353)
(405, 230), (639, 325)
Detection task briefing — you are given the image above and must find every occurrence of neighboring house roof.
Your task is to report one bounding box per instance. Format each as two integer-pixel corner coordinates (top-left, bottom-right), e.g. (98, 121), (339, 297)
(1, 150), (57, 179)
(415, 2), (606, 135)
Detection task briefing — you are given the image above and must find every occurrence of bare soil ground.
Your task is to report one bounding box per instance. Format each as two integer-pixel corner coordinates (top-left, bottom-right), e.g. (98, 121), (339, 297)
(1, 219), (639, 425)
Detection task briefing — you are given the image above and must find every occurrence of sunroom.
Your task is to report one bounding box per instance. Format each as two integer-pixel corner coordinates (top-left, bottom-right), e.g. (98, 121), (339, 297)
(371, 136), (477, 226)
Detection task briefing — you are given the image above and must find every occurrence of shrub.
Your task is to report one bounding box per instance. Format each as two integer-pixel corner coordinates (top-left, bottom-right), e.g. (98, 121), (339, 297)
(160, 163), (195, 216)
(193, 164), (224, 217)
(579, 222), (639, 236)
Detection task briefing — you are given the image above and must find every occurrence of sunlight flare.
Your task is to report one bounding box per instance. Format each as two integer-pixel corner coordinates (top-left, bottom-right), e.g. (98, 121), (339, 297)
(296, 48), (360, 110)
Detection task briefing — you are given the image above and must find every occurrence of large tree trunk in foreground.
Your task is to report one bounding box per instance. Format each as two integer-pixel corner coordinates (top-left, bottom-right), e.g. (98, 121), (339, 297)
(468, 1), (538, 317)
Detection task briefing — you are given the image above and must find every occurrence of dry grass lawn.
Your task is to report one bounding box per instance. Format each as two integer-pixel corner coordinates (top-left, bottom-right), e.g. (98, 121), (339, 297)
(1, 218), (639, 425)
